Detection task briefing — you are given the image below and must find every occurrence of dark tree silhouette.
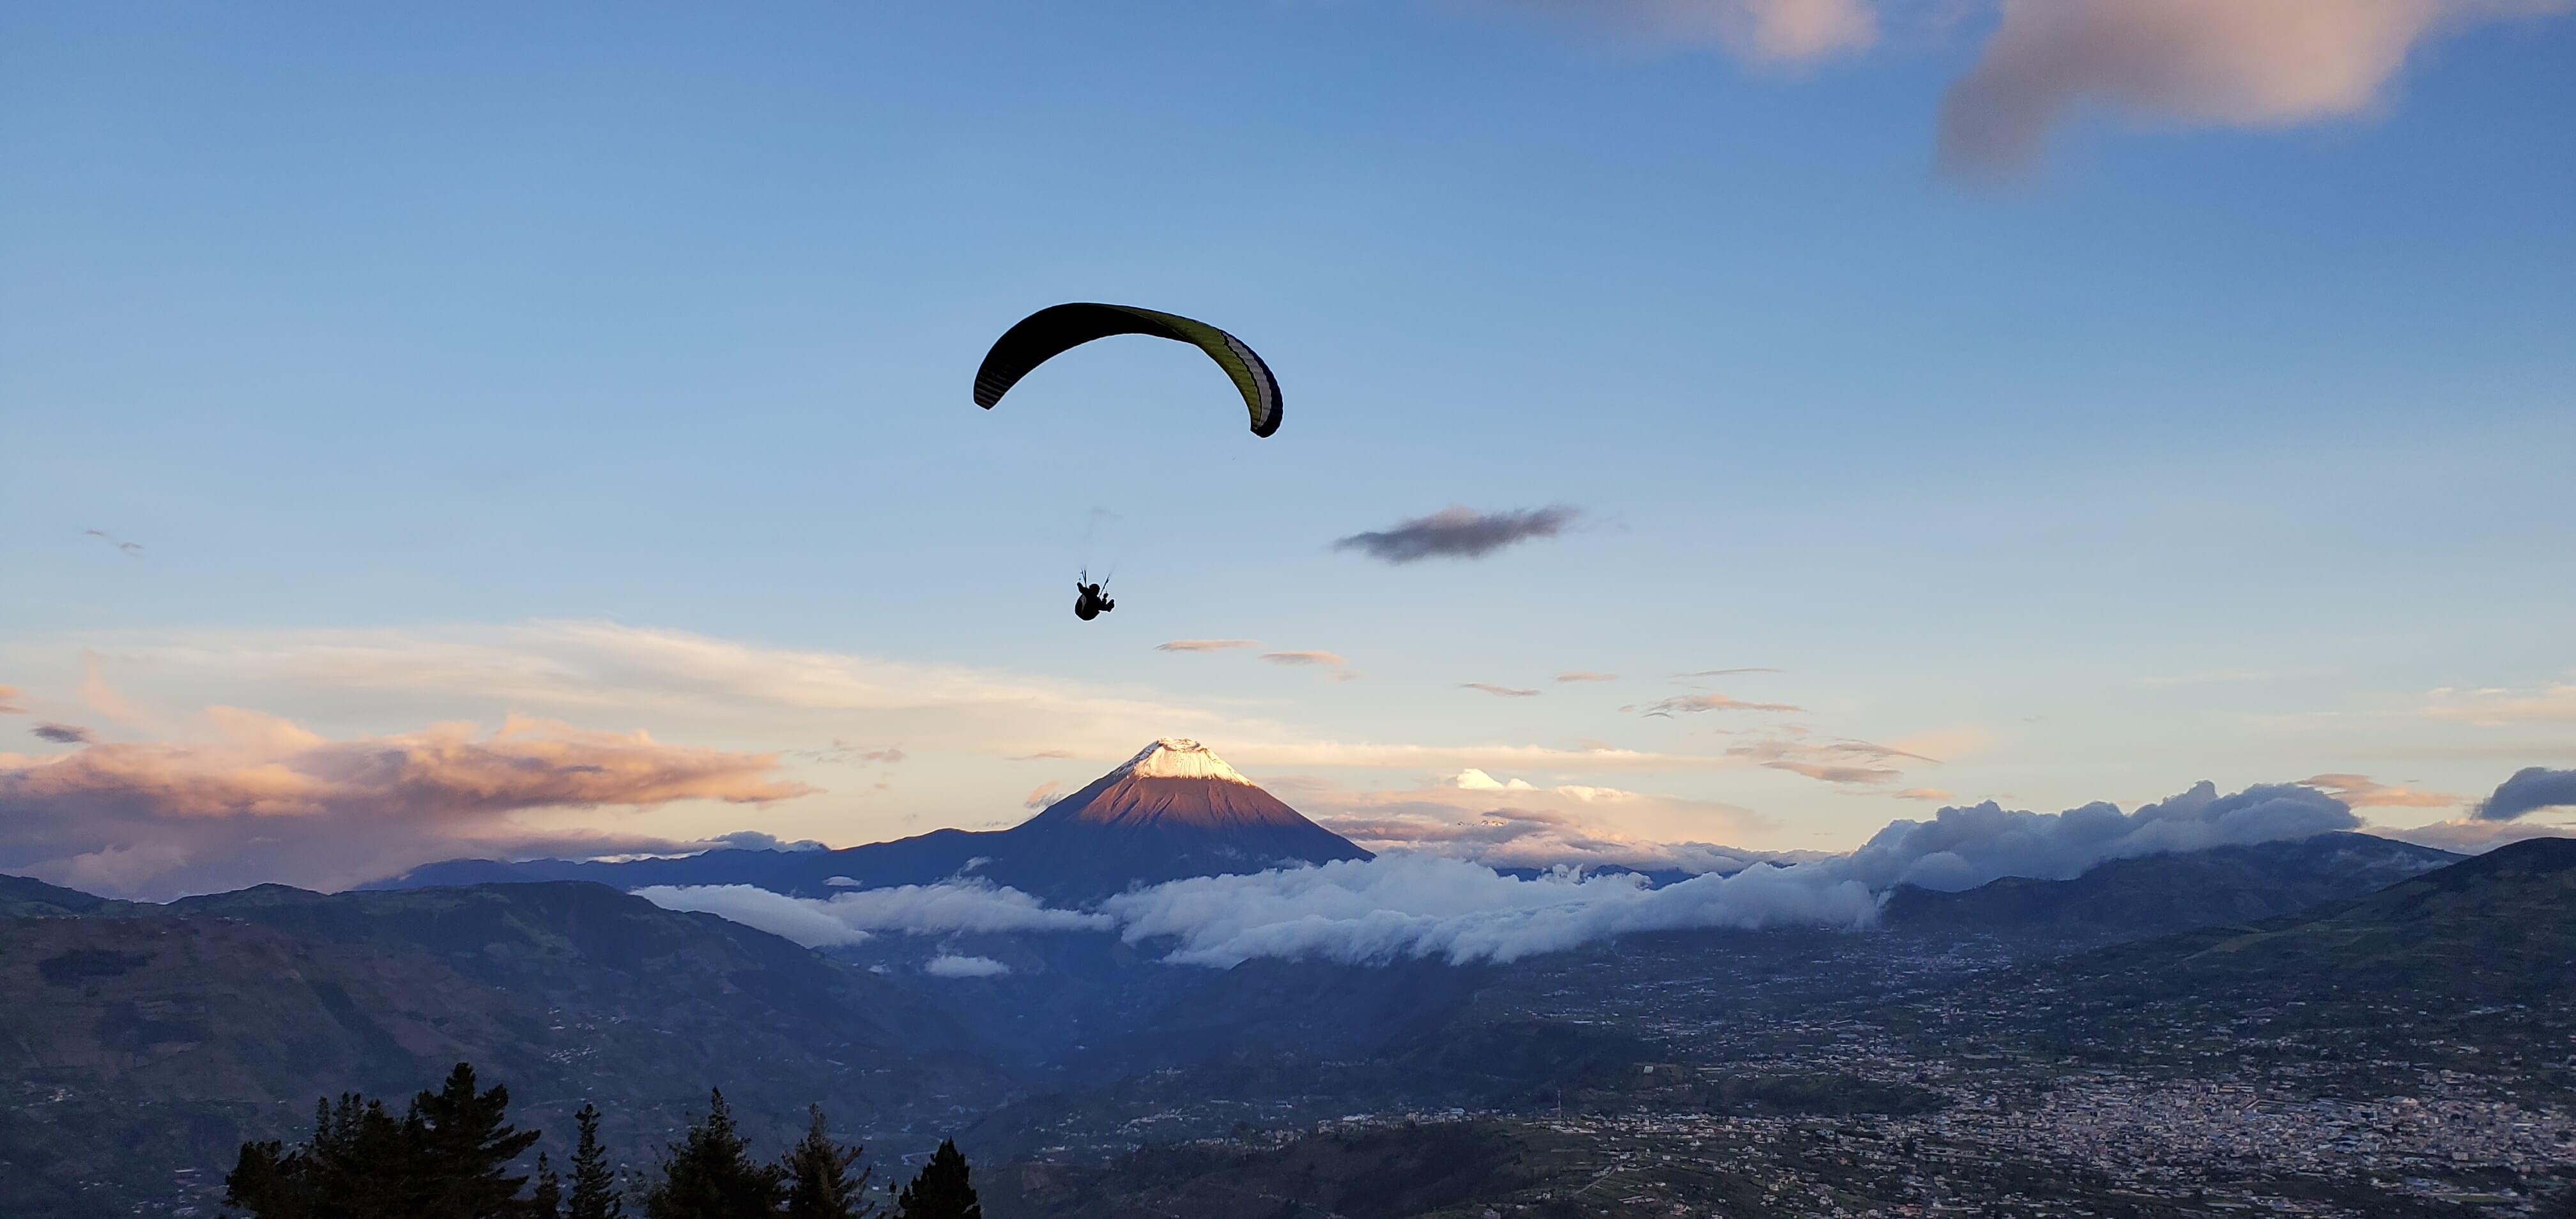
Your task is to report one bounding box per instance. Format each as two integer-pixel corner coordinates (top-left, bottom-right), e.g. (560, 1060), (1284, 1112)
(531, 1154), (564, 1219)
(568, 1103), (625, 1219)
(412, 1062), (544, 1217)
(780, 1105), (874, 1219)
(893, 1140), (979, 1219)
(642, 1089), (785, 1219)
(225, 1064), (546, 1219)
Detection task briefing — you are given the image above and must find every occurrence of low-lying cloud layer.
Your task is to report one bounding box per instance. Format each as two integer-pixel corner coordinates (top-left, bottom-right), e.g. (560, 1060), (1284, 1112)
(645, 776), (2426, 969)
(635, 878), (1112, 947)
(1102, 854), (1876, 966)
(1333, 505), (1579, 564)
(0, 711), (814, 898)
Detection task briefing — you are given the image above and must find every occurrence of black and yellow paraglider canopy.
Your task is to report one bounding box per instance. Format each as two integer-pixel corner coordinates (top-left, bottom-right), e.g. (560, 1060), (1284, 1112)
(972, 303), (1282, 438)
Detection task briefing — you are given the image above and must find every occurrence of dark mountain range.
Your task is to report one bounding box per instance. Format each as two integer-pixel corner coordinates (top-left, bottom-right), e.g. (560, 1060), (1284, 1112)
(370, 739), (1370, 905)
(1, 871), (141, 918)
(1890, 836), (2576, 1085)
(1878, 831), (2460, 942)
(1, 880), (993, 1218)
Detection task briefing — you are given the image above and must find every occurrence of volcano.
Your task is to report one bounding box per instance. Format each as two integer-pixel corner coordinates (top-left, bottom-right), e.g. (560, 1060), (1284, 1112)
(991, 739), (1372, 896)
(371, 739), (1369, 906)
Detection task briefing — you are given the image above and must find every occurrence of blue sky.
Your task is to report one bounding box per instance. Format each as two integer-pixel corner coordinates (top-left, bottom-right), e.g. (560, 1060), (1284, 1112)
(3, 1), (2572, 894)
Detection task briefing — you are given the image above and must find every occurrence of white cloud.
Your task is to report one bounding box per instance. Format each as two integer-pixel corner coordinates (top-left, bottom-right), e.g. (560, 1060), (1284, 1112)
(1101, 853), (1876, 967)
(924, 954), (1011, 978)
(633, 878), (1111, 948)
(632, 884), (875, 947)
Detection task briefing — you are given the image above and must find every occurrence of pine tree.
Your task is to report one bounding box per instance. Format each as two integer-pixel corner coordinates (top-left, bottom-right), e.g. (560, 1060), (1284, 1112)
(780, 1105), (873, 1219)
(568, 1103), (625, 1219)
(411, 1062), (544, 1218)
(530, 1153), (564, 1219)
(224, 1066), (554, 1219)
(642, 1089), (784, 1219)
(893, 1140), (979, 1219)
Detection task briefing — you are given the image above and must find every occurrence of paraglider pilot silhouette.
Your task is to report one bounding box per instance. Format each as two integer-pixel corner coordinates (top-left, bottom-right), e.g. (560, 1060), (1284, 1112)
(1075, 571), (1114, 622)
(974, 302), (1282, 622)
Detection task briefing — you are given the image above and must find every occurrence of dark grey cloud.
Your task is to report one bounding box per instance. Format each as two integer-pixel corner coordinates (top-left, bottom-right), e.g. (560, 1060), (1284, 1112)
(2477, 767), (2576, 822)
(32, 723), (95, 745)
(705, 830), (828, 853)
(1333, 504), (1578, 564)
(84, 528), (144, 558)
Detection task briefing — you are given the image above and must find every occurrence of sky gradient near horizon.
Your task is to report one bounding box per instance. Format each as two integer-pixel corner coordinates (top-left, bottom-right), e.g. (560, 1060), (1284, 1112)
(4, 1), (2573, 897)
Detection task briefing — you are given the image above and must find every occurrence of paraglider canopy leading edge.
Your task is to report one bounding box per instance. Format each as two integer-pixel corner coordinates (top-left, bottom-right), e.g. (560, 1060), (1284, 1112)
(972, 303), (1282, 437)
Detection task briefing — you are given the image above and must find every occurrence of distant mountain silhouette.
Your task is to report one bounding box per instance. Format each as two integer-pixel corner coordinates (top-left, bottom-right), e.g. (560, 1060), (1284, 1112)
(1879, 831), (2460, 942)
(370, 739), (1369, 905)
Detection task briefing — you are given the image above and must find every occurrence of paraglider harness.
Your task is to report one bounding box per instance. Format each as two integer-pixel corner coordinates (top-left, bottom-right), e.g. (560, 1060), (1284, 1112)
(1074, 571), (1114, 621)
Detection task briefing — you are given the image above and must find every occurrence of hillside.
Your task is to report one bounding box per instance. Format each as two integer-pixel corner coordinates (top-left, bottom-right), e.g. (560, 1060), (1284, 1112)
(1878, 832), (2461, 942)
(1888, 837), (2576, 1091)
(0, 881), (991, 1218)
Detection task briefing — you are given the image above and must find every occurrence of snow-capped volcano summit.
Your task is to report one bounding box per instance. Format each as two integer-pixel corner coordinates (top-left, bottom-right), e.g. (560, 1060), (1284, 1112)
(1118, 738), (1254, 783)
(1013, 739), (1363, 855)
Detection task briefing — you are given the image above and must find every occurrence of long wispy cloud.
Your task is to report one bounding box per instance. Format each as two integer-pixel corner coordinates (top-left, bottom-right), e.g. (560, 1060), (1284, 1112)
(1333, 505), (1579, 564)
(2424, 681), (2576, 725)
(0, 710), (814, 899)
(1155, 639), (1262, 653)
(1641, 693), (1804, 716)
(1260, 650), (1349, 668)
(1460, 682), (1541, 698)
(1555, 671), (1620, 684)
(1725, 735), (1933, 785)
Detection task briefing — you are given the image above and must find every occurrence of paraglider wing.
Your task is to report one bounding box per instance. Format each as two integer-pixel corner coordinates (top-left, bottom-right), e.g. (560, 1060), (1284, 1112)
(973, 303), (1282, 437)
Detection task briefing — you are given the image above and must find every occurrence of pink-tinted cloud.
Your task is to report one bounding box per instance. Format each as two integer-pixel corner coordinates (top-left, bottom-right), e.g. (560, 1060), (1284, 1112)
(1155, 639), (1262, 653)
(1555, 671), (1620, 683)
(2298, 772), (2464, 809)
(1484, 0), (1878, 65)
(1461, 682), (1541, 698)
(1938, 0), (2573, 176)
(1892, 787), (1955, 802)
(0, 685), (24, 714)
(0, 712), (815, 899)
(1023, 781), (1064, 810)
(1642, 693), (1804, 716)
